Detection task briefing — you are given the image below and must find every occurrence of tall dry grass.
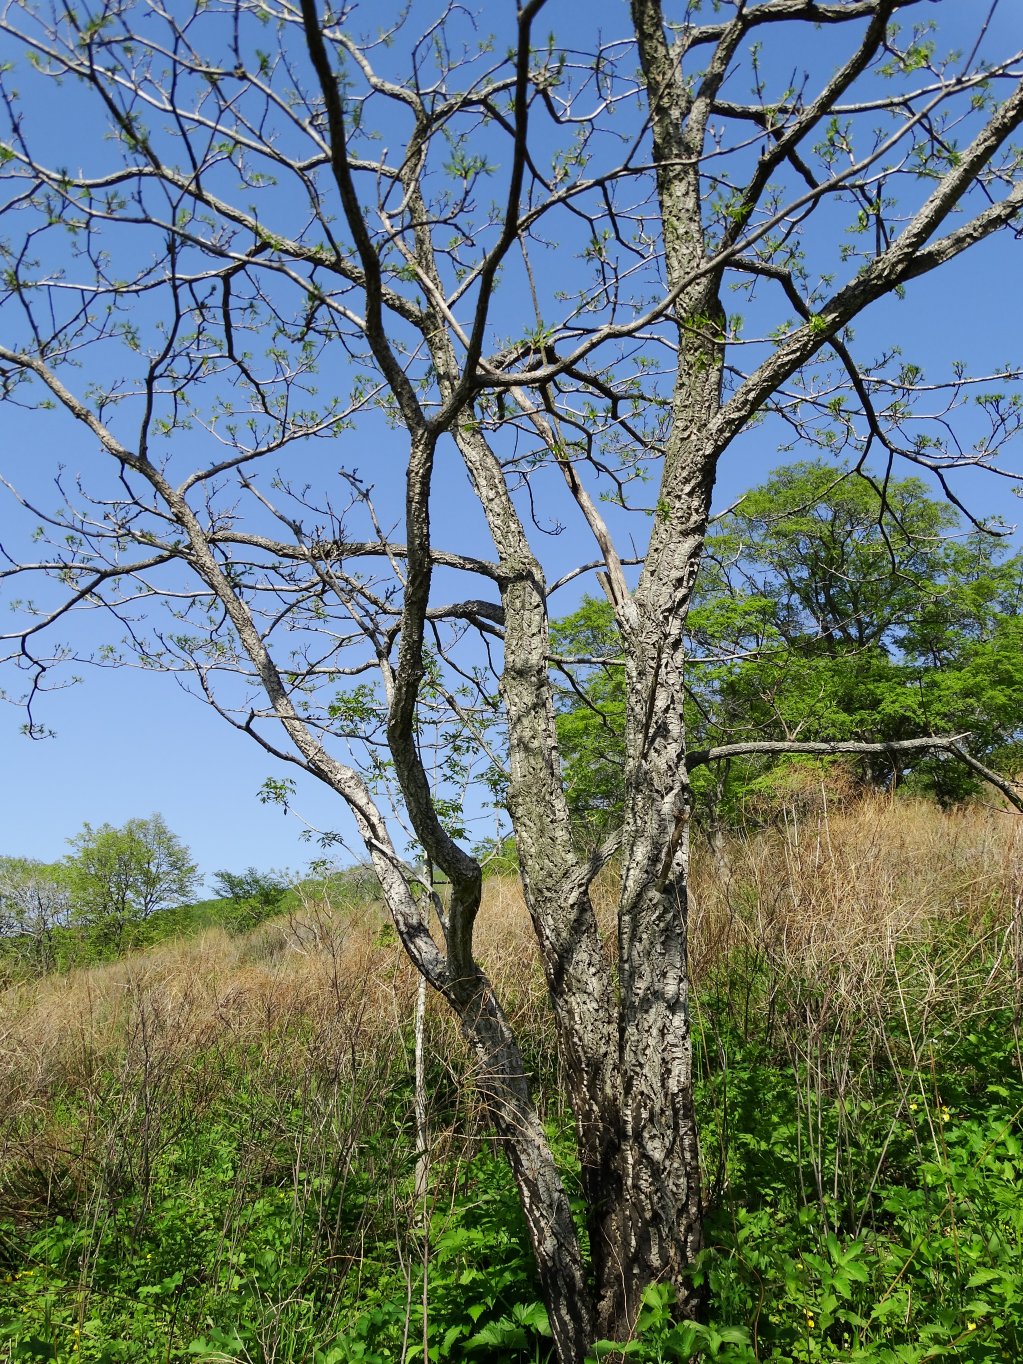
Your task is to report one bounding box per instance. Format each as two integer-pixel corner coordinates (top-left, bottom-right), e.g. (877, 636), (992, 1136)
(0, 796), (1019, 1233)
(688, 795), (1022, 1045)
(0, 881), (555, 1283)
(687, 796), (1023, 1222)
(690, 795), (1022, 979)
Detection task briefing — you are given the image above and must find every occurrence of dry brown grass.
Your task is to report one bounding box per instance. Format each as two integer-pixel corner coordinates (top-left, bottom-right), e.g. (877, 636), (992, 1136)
(0, 905), (410, 1224)
(685, 796), (1023, 1215)
(0, 882), (556, 1239)
(0, 796), (1019, 1229)
(690, 795), (1021, 971)
(3, 796), (1019, 1015)
(687, 795), (1022, 1024)
(3, 796), (1019, 1101)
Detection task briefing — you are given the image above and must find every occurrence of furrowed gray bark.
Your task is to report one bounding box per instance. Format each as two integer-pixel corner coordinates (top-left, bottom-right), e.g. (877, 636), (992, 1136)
(454, 423), (625, 1335)
(607, 0), (731, 1320)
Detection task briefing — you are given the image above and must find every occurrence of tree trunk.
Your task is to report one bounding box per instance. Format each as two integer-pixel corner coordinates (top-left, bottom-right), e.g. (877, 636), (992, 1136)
(617, 874), (703, 1324)
(446, 969), (597, 1362)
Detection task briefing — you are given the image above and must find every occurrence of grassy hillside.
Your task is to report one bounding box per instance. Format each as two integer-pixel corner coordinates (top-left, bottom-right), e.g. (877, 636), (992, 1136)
(0, 799), (1021, 1362)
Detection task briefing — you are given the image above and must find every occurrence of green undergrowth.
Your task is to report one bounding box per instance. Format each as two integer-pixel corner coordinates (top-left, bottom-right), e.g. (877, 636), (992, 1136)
(1, 907), (1022, 1361)
(687, 1008), (1023, 1363)
(0, 1039), (557, 1364)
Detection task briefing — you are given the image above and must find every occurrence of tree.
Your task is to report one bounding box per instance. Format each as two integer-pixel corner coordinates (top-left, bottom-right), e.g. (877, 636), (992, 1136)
(212, 865), (292, 927)
(66, 816), (200, 952)
(0, 856), (73, 973)
(708, 463), (1023, 804)
(2, 3), (1023, 1356)
(555, 463), (1023, 830)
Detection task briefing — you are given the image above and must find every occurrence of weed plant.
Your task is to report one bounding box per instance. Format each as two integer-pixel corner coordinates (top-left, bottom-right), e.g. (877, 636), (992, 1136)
(0, 799), (1020, 1362)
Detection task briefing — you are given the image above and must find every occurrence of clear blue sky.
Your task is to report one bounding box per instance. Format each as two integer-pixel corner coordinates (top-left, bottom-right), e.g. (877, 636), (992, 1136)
(2, 0), (1021, 887)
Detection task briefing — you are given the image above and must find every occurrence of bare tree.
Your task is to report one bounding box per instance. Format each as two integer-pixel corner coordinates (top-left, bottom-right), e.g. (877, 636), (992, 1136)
(2, 1), (1022, 1355)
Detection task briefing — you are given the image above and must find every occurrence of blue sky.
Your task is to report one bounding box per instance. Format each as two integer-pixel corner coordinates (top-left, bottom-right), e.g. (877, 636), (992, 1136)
(1, 0), (1021, 886)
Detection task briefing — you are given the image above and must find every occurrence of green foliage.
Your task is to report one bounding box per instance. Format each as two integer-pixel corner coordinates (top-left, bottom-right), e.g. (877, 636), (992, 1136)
(0, 1058), (556, 1364)
(334, 1154), (553, 1363)
(553, 462), (1023, 831)
(303, 861), (383, 909)
(0, 857), (72, 973)
(211, 866), (293, 929)
(0, 839), (391, 976)
(586, 1284), (753, 1360)
(684, 1011), (1023, 1363)
(549, 597), (626, 837)
(64, 814), (200, 954)
(696, 462), (1023, 808)
(477, 837), (521, 880)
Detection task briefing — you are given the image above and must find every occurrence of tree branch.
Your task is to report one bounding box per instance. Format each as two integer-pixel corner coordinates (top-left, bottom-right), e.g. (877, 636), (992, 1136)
(686, 736), (1023, 815)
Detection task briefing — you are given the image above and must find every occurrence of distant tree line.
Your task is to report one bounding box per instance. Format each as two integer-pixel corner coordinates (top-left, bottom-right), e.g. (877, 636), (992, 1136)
(0, 814), (200, 972)
(0, 817), (387, 975)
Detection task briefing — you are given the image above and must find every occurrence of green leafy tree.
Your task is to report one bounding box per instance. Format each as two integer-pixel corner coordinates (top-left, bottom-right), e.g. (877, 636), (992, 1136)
(698, 463), (1023, 808)
(555, 464), (1023, 830)
(66, 816), (200, 953)
(212, 866), (292, 929)
(550, 600), (628, 835)
(0, 857), (73, 973)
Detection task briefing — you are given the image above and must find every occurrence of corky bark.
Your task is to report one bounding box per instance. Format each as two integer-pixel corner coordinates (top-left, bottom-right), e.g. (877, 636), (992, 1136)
(602, 0), (730, 1320)
(455, 423), (625, 1337)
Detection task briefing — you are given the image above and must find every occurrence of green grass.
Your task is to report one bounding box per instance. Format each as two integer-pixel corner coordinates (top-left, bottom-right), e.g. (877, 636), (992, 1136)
(1, 806), (1021, 1362)
(3, 1006), (1019, 1362)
